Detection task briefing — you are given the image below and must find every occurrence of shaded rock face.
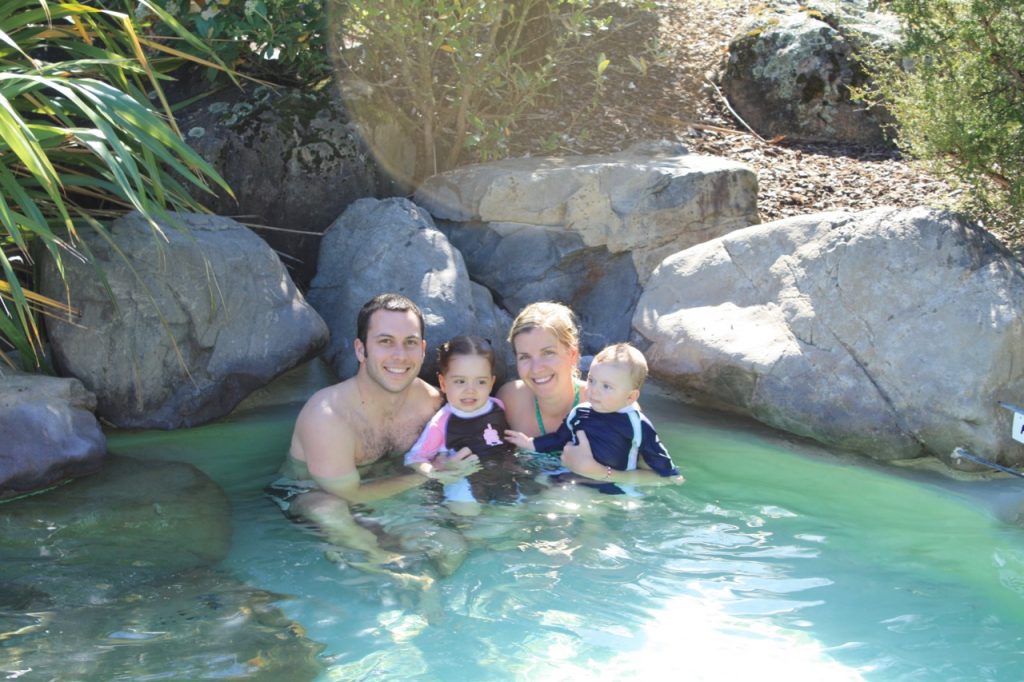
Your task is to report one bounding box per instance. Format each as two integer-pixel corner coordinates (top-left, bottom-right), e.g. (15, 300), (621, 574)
(39, 211), (328, 429)
(0, 455), (323, 680)
(720, 1), (900, 146)
(437, 219), (640, 355)
(415, 142), (758, 354)
(307, 197), (514, 381)
(179, 85), (413, 288)
(0, 369), (105, 499)
(634, 207), (1024, 466)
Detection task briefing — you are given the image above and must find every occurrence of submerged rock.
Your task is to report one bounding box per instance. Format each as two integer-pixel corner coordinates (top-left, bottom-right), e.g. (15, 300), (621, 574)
(0, 449), (324, 680)
(0, 568), (324, 681)
(0, 455), (231, 580)
(635, 206), (1024, 467)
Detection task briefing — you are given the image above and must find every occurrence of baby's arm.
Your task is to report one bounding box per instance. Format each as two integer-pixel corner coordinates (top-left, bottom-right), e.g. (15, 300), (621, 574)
(504, 430), (535, 451)
(638, 418), (684, 482)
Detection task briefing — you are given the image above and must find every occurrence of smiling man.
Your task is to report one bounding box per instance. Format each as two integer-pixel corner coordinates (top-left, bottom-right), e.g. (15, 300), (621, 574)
(278, 293), (479, 583)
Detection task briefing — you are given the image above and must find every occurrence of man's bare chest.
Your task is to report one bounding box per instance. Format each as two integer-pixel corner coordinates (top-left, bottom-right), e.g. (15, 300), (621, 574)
(353, 414), (427, 466)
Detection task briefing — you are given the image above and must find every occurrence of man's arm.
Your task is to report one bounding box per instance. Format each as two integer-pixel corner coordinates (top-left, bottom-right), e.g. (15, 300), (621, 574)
(294, 398), (427, 504)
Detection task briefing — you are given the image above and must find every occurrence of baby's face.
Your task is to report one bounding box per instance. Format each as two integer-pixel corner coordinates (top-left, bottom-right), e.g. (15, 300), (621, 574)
(585, 361), (639, 413)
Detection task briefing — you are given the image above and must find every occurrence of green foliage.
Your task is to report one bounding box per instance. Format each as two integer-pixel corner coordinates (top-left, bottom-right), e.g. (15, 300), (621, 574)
(0, 0), (230, 369)
(861, 0), (1024, 241)
(132, 0), (656, 174)
(332, 0), (653, 175)
(139, 0), (333, 84)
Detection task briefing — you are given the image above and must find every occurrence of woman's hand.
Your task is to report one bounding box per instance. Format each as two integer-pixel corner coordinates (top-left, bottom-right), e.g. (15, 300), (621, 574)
(561, 430), (604, 478)
(563, 431), (686, 486)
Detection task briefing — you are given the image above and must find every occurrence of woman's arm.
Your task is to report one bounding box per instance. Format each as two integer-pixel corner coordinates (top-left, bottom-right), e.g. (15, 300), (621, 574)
(562, 431), (685, 486)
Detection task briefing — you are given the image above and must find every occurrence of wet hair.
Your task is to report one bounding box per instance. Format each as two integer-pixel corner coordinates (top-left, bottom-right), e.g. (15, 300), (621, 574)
(356, 293), (425, 345)
(437, 335), (496, 375)
(592, 342), (648, 389)
(507, 301), (581, 378)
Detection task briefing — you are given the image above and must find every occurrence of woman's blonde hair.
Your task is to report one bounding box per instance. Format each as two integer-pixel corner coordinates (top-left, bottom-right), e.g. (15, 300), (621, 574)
(508, 302), (582, 380)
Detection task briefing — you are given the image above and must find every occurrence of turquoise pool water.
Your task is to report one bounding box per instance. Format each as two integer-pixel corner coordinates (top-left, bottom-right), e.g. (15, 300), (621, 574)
(54, 369), (1024, 680)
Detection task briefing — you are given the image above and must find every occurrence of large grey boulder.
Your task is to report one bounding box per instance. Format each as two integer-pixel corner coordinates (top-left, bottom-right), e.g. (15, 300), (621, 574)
(307, 198), (513, 380)
(0, 369), (105, 499)
(436, 220), (640, 355)
(39, 212), (328, 429)
(179, 85), (413, 288)
(416, 142), (758, 354)
(417, 142), (759, 282)
(719, 1), (900, 146)
(634, 207), (1024, 467)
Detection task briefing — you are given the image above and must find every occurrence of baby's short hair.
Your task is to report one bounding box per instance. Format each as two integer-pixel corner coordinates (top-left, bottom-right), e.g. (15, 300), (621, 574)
(592, 342), (648, 389)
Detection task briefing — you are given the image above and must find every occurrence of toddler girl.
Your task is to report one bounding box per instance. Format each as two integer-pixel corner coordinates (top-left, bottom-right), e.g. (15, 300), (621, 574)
(405, 335), (534, 515)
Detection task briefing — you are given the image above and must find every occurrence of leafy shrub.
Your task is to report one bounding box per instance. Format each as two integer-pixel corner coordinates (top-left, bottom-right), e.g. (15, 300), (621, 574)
(138, 0), (333, 84)
(331, 0), (650, 176)
(138, 0), (655, 175)
(860, 0), (1024, 243)
(0, 0), (229, 369)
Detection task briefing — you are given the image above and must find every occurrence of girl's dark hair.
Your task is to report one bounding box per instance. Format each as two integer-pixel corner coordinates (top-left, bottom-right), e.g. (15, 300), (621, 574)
(437, 335), (495, 374)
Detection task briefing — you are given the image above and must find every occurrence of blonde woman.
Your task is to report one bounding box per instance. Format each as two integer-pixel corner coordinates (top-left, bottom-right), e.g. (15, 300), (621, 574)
(497, 301), (587, 437)
(499, 302), (684, 491)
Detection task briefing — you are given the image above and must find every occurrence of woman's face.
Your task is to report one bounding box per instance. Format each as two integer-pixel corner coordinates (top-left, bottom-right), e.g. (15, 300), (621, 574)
(513, 327), (579, 398)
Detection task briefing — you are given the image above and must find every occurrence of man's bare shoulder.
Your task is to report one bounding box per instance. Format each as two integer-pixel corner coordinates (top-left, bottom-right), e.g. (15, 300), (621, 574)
(410, 377), (444, 411)
(294, 380), (360, 435)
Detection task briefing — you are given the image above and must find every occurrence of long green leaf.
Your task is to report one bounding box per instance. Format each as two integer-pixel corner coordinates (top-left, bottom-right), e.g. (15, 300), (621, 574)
(0, 88), (62, 192)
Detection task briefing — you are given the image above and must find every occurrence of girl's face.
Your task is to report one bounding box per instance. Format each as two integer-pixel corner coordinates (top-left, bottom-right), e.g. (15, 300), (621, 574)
(439, 354), (495, 413)
(513, 327), (579, 399)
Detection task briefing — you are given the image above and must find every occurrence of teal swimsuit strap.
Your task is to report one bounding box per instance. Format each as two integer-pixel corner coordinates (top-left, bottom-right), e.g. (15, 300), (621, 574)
(534, 383), (580, 435)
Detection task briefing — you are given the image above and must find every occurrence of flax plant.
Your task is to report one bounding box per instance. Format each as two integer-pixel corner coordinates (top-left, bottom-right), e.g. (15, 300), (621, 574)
(0, 0), (231, 370)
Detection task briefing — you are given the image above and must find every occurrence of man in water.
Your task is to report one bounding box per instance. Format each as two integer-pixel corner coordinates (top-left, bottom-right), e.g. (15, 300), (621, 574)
(280, 293), (480, 583)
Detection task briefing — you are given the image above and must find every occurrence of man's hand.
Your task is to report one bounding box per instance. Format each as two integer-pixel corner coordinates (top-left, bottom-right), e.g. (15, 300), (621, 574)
(425, 447), (481, 484)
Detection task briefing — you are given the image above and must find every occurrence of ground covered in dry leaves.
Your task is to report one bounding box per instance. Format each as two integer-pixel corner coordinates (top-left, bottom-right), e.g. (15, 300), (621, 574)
(509, 0), (1017, 251)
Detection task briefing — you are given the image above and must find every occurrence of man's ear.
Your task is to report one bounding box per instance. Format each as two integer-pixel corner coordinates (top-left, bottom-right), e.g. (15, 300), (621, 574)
(354, 338), (366, 363)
